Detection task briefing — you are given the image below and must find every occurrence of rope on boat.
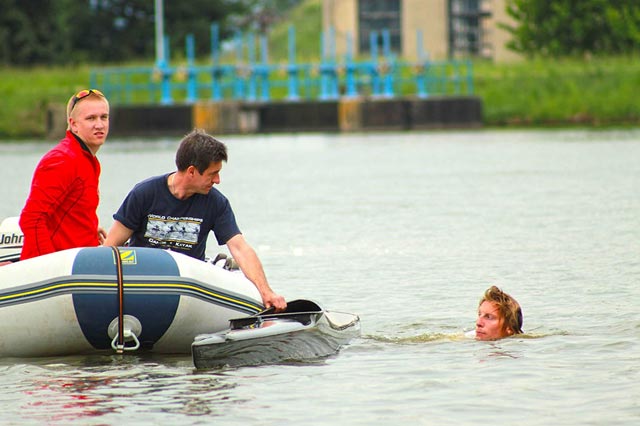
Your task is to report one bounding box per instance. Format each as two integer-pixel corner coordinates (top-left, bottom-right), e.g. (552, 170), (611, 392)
(111, 246), (125, 353)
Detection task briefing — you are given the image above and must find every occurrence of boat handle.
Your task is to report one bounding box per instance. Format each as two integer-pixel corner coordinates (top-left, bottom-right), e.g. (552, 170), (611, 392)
(111, 329), (141, 352)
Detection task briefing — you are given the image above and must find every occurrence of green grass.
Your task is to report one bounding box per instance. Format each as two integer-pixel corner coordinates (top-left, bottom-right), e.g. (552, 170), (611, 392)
(5, 56), (640, 140)
(267, 0), (322, 63)
(0, 65), (92, 139)
(2, 0), (640, 139)
(473, 56), (640, 126)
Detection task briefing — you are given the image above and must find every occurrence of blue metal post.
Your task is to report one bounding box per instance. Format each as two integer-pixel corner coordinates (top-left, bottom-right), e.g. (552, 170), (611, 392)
(287, 26), (299, 101)
(319, 27), (338, 100)
(370, 31), (380, 96)
(186, 34), (197, 103)
(345, 32), (357, 97)
(328, 26), (338, 98)
(210, 23), (222, 101)
(247, 34), (257, 101)
(416, 29), (428, 98)
(160, 35), (172, 104)
(234, 31), (245, 99)
(319, 30), (329, 100)
(260, 35), (270, 101)
(381, 29), (394, 97)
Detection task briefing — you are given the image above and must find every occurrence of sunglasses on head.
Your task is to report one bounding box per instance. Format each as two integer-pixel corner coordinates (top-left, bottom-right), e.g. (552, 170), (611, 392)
(69, 89), (105, 112)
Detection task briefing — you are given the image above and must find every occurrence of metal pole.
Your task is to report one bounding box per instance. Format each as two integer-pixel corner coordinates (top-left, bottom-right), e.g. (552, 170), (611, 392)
(416, 29), (428, 98)
(210, 23), (222, 100)
(260, 35), (270, 101)
(248, 34), (256, 101)
(345, 32), (357, 97)
(186, 34), (197, 103)
(155, 0), (165, 67)
(287, 26), (299, 101)
(382, 29), (394, 98)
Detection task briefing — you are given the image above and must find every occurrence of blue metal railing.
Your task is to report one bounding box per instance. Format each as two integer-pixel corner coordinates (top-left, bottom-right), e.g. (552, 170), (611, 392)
(91, 25), (474, 105)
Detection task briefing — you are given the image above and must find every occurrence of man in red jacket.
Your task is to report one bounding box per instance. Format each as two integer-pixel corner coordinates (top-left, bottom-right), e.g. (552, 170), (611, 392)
(19, 89), (110, 260)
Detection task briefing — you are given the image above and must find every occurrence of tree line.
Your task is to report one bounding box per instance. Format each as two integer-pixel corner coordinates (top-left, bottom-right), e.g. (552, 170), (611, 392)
(1, 0), (639, 66)
(0, 0), (302, 66)
(504, 0), (640, 56)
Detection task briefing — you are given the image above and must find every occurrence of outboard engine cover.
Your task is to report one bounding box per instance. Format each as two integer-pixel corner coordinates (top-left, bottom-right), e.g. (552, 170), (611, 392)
(0, 217), (23, 263)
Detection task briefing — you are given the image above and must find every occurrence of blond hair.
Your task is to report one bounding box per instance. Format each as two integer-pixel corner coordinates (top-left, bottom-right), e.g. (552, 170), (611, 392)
(479, 286), (523, 334)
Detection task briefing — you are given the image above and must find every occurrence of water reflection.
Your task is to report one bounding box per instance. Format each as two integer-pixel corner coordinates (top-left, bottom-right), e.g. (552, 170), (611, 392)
(13, 355), (241, 422)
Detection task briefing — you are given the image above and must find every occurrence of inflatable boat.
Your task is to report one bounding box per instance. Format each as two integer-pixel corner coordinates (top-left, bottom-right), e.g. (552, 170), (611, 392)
(191, 299), (361, 369)
(0, 217), (264, 358)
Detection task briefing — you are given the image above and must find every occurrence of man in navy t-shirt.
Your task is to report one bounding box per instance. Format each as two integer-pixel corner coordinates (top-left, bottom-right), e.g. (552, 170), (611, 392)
(104, 129), (286, 312)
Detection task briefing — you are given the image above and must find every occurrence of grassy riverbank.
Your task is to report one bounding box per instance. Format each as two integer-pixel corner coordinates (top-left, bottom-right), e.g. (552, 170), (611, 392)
(473, 56), (640, 127)
(2, 54), (639, 140)
(2, 0), (639, 139)
(0, 65), (92, 139)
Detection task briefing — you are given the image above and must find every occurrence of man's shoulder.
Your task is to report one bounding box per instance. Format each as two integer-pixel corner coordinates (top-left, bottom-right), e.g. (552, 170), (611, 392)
(37, 140), (79, 170)
(43, 134), (97, 164)
(207, 186), (228, 200)
(132, 174), (168, 191)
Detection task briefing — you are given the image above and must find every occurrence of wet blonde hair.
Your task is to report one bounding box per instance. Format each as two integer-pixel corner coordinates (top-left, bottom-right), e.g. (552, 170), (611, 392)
(479, 286), (523, 335)
(66, 90), (109, 130)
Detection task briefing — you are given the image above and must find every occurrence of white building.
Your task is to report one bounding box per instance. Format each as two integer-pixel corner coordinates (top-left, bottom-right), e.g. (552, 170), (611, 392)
(322, 0), (520, 62)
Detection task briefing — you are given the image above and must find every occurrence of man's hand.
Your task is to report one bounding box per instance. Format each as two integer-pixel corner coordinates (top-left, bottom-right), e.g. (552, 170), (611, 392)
(98, 226), (107, 245)
(263, 291), (287, 312)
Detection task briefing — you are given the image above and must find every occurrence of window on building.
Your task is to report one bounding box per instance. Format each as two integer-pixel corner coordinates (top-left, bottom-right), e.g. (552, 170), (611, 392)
(449, 0), (489, 57)
(358, 0), (401, 55)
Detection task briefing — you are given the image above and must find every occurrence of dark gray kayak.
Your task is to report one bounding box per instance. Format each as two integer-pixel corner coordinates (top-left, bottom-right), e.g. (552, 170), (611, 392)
(191, 299), (360, 369)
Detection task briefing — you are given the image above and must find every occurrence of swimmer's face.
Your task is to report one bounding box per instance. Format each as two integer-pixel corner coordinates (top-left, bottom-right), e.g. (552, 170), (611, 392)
(475, 301), (512, 340)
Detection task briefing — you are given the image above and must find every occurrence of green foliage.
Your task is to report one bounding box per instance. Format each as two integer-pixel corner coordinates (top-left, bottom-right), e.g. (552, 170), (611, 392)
(267, 0), (322, 62)
(473, 55), (640, 125)
(504, 0), (640, 56)
(0, 0), (254, 65)
(0, 0), (311, 66)
(0, 0), (68, 65)
(0, 65), (91, 138)
(228, 0), (306, 34)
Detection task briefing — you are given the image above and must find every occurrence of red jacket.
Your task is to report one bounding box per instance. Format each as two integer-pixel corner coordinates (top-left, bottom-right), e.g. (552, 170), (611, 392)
(19, 131), (101, 260)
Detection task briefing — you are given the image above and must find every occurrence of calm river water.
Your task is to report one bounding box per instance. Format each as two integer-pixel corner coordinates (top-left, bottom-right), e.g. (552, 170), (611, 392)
(0, 129), (638, 425)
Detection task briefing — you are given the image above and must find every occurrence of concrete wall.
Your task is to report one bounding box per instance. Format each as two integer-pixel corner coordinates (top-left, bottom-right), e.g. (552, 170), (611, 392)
(47, 97), (482, 139)
(258, 101), (340, 133)
(108, 105), (192, 138)
(46, 104), (67, 140)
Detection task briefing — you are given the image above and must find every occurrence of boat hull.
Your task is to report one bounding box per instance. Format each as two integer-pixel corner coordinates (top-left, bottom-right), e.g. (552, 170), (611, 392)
(0, 246), (264, 357)
(192, 300), (361, 369)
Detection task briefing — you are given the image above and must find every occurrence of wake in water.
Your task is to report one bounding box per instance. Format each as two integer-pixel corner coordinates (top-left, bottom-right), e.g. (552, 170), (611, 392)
(364, 327), (559, 345)
(366, 332), (469, 344)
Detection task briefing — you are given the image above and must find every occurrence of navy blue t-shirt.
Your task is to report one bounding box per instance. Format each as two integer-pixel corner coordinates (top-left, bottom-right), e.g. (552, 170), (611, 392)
(113, 173), (241, 260)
